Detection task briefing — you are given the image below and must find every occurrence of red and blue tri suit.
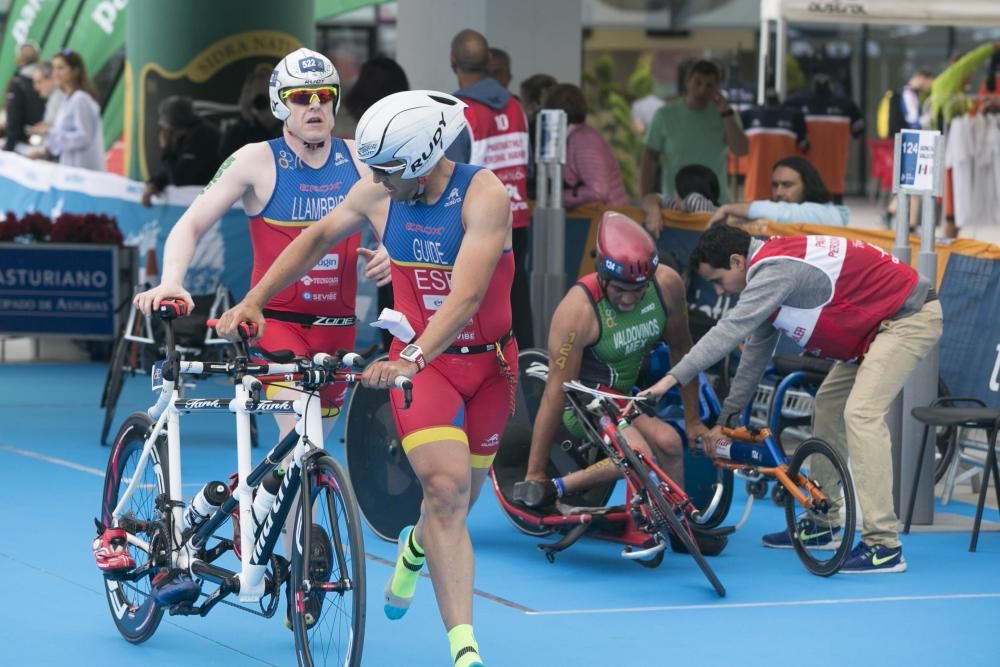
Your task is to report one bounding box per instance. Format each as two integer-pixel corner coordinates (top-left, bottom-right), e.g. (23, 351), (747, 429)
(247, 137), (361, 415)
(381, 162), (517, 468)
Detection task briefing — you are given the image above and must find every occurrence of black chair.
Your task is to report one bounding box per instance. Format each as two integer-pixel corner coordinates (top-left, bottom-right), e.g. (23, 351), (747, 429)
(903, 397), (1000, 552)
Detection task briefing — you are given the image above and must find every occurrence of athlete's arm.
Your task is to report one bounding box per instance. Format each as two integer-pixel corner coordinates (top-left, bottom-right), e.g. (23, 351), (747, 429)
(215, 176), (383, 340)
(407, 169), (512, 361)
(133, 144), (263, 314)
(524, 288), (599, 481)
(657, 265), (708, 444)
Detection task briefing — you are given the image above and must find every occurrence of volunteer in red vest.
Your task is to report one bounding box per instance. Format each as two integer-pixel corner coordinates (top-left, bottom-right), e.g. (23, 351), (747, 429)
(640, 225), (943, 574)
(447, 29), (533, 348)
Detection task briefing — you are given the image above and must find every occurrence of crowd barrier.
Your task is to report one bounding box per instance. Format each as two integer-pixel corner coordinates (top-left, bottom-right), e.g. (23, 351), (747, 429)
(0, 152), (380, 347)
(1, 153), (996, 406)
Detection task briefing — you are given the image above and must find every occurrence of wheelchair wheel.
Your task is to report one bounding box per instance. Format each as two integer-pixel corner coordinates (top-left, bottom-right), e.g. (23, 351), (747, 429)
(100, 329), (131, 446)
(783, 437), (856, 577)
(492, 349), (616, 537)
(344, 354), (421, 542)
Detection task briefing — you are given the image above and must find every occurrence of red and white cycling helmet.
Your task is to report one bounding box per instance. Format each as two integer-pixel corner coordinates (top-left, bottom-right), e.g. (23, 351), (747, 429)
(595, 211), (658, 283)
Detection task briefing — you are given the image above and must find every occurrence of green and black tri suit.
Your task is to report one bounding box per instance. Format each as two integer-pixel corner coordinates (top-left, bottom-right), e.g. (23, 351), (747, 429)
(562, 272), (667, 437)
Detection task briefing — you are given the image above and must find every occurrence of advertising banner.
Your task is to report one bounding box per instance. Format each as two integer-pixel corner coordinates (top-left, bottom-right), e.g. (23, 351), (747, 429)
(0, 242), (117, 337)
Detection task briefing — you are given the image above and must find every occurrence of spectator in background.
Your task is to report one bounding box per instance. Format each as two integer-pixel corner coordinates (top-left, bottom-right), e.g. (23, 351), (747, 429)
(640, 60), (748, 204)
(543, 83), (626, 208)
(143, 95), (222, 207)
(883, 69), (934, 230)
(36, 49), (104, 171)
(783, 74), (864, 205)
(487, 47), (512, 90)
(519, 73), (557, 195)
(707, 155), (848, 228)
(219, 63), (282, 158)
(447, 28), (534, 348)
(3, 40), (46, 153)
(342, 54), (410, 351)
(17, 60), (65, 158)
(641, 164), (720, 235)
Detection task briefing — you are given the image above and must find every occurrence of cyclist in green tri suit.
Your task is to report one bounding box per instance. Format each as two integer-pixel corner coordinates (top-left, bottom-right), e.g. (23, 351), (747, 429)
(514, 211), (710, 516)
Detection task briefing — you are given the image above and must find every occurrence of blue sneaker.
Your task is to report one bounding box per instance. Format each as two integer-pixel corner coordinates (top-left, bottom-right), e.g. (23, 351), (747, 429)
(840, 541), (907, 574)
(762, 518), (841, 549)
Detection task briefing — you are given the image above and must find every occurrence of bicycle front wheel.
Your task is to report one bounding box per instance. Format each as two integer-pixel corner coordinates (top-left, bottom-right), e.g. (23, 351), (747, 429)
(292, 454), (366, 667)
(622, 442), (726, 597)
(783, 438), (857, 576)
(100, 413), (167, 643)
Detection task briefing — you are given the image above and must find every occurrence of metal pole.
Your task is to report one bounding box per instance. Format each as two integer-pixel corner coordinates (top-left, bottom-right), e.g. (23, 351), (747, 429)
(891, 133), (911, 265)
(775, 16), (787, 101)
(757, 18), (771, 105)
(898, 133), (945, 525)
(530, 110), (567, 347)
(531, 118), (549, 347)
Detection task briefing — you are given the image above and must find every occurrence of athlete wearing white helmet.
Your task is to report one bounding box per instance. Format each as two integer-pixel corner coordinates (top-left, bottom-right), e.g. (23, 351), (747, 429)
(131, 48), (391, 584)
(218, 89), (516, 667)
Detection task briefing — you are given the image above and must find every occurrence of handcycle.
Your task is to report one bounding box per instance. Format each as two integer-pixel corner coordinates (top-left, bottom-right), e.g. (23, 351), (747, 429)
(99, 284), (259, 448)
(97, 299), (406, 666)
(492, 374), (727, 597)
(744, 354), (957, 505)
(691, 421), (857, 576)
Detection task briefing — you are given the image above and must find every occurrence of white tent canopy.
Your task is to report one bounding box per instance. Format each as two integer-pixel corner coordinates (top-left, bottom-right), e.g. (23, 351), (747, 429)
(759, 0), (1000, 101)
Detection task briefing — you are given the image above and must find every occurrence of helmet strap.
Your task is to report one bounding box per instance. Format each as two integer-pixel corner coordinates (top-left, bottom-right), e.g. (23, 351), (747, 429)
(412, 176), (428, 202)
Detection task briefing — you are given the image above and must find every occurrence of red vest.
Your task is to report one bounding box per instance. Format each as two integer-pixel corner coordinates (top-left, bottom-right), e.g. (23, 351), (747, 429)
(459, 96), (530, 229)
(748, 236), (918, 361)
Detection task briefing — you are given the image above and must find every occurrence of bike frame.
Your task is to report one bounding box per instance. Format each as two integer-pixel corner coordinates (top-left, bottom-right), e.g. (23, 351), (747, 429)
(698, 425), (832, 531)
(110, 357), (338, 604)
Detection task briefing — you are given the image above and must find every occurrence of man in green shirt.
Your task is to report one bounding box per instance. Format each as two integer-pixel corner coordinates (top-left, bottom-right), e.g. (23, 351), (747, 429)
(514, 212), (709, 523)
(640, 60), (748, 205)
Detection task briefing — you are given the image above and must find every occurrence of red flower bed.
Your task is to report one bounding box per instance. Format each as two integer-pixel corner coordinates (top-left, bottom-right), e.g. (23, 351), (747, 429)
(0, 211), (123, 245)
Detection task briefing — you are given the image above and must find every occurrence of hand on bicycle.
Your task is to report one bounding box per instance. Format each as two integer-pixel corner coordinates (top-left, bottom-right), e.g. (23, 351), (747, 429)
(133, 282), (194, 316)
(362, 357), (417, 389)
(215, 300), (265, 342)
(636, 373), (678, 401)
(696, 425), (730, 459)
(685, 420), (710, 454)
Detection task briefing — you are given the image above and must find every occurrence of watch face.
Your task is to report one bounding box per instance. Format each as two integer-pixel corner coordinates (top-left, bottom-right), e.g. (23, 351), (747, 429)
(401, 345), (419, 359)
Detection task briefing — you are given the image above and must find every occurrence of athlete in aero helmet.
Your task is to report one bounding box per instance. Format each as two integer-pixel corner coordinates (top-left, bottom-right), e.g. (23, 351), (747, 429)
(595, 210), (659, 285)
(355, 90), (468, 182)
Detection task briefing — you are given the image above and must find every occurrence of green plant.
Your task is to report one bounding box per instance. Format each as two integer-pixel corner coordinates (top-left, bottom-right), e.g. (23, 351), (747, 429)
(582, 52), (642, 199)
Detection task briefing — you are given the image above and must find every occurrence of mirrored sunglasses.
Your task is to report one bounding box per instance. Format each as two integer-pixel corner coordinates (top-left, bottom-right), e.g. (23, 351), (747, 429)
(280, 86), (338, 105)
(368, 161), (407, 175)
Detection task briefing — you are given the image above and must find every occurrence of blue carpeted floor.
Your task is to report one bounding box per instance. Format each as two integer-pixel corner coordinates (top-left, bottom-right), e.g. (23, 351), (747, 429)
(1, 363), (998, 666)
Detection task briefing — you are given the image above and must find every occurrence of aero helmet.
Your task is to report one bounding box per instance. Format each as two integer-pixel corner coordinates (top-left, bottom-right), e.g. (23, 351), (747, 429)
(595, 211), (658, 283)
(354, 90), (468, 178)
(269, 48), (341, 121)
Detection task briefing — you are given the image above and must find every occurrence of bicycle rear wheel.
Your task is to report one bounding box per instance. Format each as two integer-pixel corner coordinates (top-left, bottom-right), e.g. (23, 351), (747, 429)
(292, 454), (366, 667)
(783, 438), (856, 576)
(100, 413), (167, 643)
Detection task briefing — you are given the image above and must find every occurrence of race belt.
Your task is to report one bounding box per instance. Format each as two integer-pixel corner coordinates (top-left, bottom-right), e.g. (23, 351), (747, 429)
(263, 309), (357, 327)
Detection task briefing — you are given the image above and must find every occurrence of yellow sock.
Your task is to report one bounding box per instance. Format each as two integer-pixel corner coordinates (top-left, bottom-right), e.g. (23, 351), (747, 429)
(448, 624), (482, 667)
(390, 529), (424, 599)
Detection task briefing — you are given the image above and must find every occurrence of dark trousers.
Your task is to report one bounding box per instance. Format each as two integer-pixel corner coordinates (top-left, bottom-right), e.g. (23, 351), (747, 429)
(511, 226), (534, 349)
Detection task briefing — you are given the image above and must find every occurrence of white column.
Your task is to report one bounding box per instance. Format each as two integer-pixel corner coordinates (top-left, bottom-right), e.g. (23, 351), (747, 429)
(397, 0), (582, 94)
